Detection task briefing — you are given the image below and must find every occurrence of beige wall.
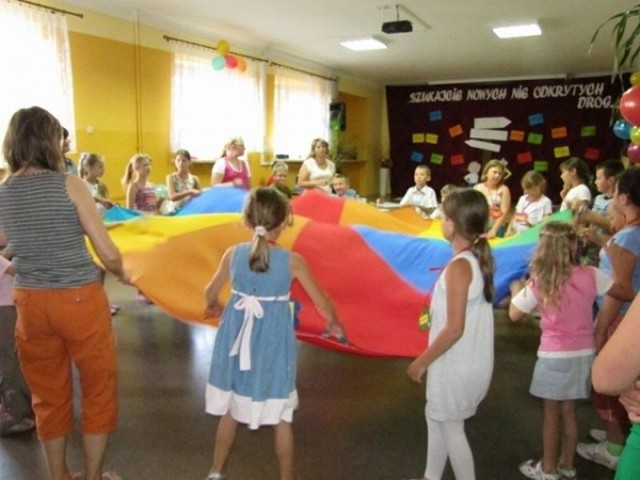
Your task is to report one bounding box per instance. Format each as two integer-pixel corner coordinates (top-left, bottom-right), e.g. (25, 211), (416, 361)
(51, 1), (387, 199)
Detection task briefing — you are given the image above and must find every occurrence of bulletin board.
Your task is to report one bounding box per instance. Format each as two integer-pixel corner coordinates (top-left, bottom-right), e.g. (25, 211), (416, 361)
(386, 75), (626, 202)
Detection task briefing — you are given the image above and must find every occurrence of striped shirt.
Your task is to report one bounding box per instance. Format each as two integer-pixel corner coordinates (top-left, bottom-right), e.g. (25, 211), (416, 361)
(0, 170), (100, 288)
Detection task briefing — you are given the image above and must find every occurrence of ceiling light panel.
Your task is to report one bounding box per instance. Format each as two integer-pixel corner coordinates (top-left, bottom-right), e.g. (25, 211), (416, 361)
(493, 23), (541, 39)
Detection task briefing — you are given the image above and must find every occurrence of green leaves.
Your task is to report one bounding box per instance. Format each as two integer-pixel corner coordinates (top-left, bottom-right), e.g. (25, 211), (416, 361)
(590, 4), (640, 80)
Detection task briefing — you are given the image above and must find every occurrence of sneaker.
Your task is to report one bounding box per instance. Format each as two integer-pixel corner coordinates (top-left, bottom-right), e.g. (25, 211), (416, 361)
(589, 428), (607, 442)
(576, 441), (618, 470)
(519, 459), (559, 480)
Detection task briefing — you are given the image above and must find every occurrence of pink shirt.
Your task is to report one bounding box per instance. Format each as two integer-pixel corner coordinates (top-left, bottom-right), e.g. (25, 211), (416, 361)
(511, 266), (611, 356)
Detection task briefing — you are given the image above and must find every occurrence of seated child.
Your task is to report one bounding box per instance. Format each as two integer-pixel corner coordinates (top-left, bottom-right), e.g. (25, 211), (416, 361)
(268, 161), (293, 198)
(79, 152), (117, 216)
(399, 165), (437, 218)
(430, 184), (457, 219)
(506, 171), (552, 236)
(331, 174), (358, 199)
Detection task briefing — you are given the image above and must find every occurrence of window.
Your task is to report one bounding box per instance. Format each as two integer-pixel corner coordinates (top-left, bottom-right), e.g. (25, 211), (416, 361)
(0, 2), (75, 167)
(273, 67), (335, 159)
(170, 43), (266, 161)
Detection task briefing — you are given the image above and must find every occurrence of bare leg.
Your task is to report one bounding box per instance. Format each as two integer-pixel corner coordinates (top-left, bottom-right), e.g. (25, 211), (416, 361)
(83, 433), (110, 480)
(558, 400), (577, 470)
(41, 436), (73, 480)
(541, 400), (560, 475)
(211, 413), (238, 474)
(274, 421), (294, 480)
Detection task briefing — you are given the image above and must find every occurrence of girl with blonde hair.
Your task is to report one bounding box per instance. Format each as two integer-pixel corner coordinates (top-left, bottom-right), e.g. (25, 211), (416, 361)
(510, 222), (614, 480)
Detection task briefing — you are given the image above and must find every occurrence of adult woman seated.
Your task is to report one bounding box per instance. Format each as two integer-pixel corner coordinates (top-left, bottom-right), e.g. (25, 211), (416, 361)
(296, 138), (335, 194)
(210, 137), (251, 189)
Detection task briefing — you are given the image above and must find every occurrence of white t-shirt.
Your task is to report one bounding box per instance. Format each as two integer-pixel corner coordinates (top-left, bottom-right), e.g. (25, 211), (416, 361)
(560, 184), (591, 211)
(512, 194), (553, 234)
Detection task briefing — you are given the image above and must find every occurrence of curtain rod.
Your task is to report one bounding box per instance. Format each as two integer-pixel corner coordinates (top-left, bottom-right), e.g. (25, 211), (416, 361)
(163, 35), (337, 82)
(15, 0), (83, 18)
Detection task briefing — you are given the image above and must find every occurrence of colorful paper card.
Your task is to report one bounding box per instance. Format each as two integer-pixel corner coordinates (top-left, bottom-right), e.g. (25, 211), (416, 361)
(551, 126), (568, 139)
(554, 146), (570, 158)
(533, 161), (548, 172)
(429, 110), (443, 121)
(426, 133), (439, 144)
(449, 124), (463, 137)
(527, 132), (543, 145)
(581, 125), (596, 137)
(410, 151), (424, 163)
(412, 133), (425, 143)
(584, 147), (601, 160)
(510, 130), (525, 142)
(528, 113), (544, 126)
(450, 154), (464, 166)
(517, 151), (533, 164)
(430, 153), (444, 165)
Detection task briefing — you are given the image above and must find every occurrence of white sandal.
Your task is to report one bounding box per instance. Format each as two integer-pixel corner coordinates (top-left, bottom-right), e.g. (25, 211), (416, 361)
(205, 473), (226, 480)
(558, 466), (576, 480)
(519, 459), (560, 480)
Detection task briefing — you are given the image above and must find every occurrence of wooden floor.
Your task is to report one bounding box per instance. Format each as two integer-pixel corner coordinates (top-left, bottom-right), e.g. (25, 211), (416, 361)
(0, 276), (616, 480)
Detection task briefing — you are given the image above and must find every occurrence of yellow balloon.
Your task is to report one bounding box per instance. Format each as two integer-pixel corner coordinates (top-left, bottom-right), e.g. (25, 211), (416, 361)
(631, 125), (640, 145)
(631, 71), (640, 86)
(216, 40), (230, 56)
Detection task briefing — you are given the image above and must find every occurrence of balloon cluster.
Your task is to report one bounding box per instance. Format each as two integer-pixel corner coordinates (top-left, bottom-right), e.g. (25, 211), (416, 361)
(212, 39), (247, 73)
(616, 72), (640, 163)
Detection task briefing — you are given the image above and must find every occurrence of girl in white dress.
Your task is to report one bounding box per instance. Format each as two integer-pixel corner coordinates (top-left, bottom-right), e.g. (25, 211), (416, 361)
(408, 188), (495, 480)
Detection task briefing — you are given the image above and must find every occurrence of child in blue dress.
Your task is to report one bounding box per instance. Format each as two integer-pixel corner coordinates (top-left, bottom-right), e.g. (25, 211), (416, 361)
(203, 187), (345, 480)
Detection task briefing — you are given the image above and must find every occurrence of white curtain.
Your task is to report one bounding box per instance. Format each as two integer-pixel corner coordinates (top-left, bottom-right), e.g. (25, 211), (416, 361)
(0, 0), (75, 167)
(273, 67), (334, 159)
(170, 43), (266, 160)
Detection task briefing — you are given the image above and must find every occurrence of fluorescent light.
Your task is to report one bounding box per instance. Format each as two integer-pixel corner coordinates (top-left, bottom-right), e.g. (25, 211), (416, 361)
(493, 23), (541, 39)
(340, 37), (387, 51)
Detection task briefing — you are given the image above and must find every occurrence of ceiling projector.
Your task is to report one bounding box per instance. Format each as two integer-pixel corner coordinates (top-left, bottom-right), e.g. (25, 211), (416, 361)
(382, 20), (413, 34)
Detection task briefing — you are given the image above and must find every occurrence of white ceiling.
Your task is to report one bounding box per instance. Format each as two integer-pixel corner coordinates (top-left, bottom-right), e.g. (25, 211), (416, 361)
(62, 0), (637, 85)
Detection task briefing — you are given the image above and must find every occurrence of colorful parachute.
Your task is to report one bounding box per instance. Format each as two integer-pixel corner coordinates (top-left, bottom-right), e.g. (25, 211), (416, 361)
(103, 188), (569, 358)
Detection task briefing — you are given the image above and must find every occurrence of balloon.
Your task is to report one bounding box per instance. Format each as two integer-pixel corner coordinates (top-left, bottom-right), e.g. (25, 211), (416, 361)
(236, 57), (247, 73)
(631, 125), (640, 145)
(627, 143), (640, 164)
(613, 118), (633, 139)
(216, 39), (230, 56)
(212, 55), (226, 71)
(631, 71), (640, 86)
(225, 54), (238, 69)
(620, 85), (640, 126)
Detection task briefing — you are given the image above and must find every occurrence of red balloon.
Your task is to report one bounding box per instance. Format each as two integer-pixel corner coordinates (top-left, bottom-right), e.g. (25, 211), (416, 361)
(225, 55), (238, 69)
(627, 143), (640, 164)
(620, 85), (640, 126)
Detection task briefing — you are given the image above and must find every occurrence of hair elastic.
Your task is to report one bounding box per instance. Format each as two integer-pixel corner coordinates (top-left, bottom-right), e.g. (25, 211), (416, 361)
(254, 226), (267, 237)
(478, 233), (488, 239)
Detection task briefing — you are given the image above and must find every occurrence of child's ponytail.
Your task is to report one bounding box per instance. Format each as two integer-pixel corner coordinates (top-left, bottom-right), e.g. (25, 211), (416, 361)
(471, 235), (495, 303)
(249, 226), (270, 272)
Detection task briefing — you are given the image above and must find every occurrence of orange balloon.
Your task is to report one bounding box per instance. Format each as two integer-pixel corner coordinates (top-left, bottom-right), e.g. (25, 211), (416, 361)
(236, 57), (247, 72)
(216, 39), (230, 56)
